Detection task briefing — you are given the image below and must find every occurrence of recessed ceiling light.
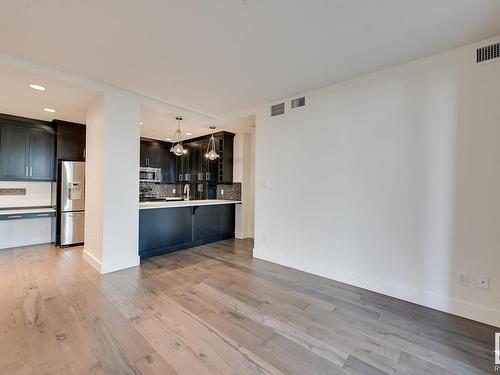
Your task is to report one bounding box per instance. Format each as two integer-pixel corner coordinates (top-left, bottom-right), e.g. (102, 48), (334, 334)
(165, 137), (172, 141)
(185, 132), (193, 136)
(139, 121), (143, 125)
(29, 84), (46, 91)
(43, 108), (56, 113)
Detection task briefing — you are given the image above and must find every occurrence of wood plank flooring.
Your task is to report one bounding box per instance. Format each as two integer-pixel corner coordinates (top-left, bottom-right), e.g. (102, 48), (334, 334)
(0, 239), (497, 374)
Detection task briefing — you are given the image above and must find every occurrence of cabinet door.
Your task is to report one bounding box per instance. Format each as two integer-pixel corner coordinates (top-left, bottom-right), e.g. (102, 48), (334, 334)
(206, 159), (217, 183)
(140, 141), (161, 167)
(140, 141), (148, 166)
(0, 125), (30, 180)
(139, 207), (193, 255)
(160, 146), (174, 183)
(30, 127), (56, 181)
(191, 146), (203, 181)
(183, 148), (191, 181)
(193, 204), (235, 242)
(175, 152), (184, 182)
(57, 124), (85, 161)
(147, 144), (161, 167)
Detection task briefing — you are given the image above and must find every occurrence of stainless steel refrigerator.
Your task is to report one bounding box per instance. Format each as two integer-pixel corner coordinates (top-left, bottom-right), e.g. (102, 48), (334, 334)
(60, 161), (85, 246)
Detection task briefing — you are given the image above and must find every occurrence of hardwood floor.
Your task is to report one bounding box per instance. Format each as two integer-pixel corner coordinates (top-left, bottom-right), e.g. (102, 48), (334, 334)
(0, 239), (497, 374)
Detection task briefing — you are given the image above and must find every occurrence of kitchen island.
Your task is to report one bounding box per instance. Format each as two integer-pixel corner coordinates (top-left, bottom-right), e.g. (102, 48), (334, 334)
(139, 199), (240, 259)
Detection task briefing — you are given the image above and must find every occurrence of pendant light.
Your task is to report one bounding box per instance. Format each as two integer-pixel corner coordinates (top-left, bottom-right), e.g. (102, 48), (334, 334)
(170, 116), (185, 156)
(205, 126), (219, 160)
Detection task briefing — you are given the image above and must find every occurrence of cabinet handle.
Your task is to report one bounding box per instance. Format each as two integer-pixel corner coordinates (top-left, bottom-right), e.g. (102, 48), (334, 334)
(36, 213), (50, 217)
(83, 149), (86, 159)
(25, 166), (28, 176)
(206, 173), (210, 180)
(7, 215), (23, 219)
(30, 166), (33, 177)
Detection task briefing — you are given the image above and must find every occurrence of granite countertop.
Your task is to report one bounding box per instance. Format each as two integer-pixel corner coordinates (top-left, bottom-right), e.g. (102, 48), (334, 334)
(139, 199), (241, 210)
(0, 207), (56, 216)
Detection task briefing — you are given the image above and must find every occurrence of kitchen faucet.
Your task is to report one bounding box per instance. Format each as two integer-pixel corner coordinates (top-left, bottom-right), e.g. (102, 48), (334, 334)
(183, 184), (190, 202)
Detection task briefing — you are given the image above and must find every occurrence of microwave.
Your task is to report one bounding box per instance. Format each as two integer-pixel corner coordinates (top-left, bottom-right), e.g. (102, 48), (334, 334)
(140, 167), (162, 183)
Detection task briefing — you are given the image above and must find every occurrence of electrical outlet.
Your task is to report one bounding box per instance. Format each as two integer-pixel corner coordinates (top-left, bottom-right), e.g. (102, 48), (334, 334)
(262, 180), (270, 189)
(172, 188), (176, 194)
(477, 275), (489, 289)
(221, 189), (224, 195)
(262, 233), (269, 243)
(457, 272), (468, 286)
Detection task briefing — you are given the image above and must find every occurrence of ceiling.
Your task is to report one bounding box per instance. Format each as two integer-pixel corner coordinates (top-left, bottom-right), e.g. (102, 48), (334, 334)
(140, 105), (216, 141)
(1, 1), (500, 118)
(0, 63), (100, 123)
(0, 62), (252, 139)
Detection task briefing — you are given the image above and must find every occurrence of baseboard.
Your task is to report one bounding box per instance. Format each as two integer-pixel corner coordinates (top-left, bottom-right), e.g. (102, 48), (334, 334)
(100, 257), (140, 274)
(235, 230), (254, 239)
(83, 249), (140, 274)
(253, 247), (500, 328)
(82, 249), (102, 273)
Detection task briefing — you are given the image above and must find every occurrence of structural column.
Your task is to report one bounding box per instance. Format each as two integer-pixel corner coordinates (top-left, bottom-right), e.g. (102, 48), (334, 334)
(234, 131), (255, 239)
(84, 89), (140, 273)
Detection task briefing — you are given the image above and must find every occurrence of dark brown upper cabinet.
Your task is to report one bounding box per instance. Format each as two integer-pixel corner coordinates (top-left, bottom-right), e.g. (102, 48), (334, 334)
(0, 114), (56, 181)
(140, 139), (162, 168)
(183, 131), (234, 184)
(214, 132), (234, 183)
(55, 120), (86, 161)
(140, 138), (175, 183)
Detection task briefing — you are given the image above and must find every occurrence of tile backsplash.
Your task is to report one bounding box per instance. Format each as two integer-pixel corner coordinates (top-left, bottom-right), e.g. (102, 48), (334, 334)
(217, 183), (241, 201)
(140, 182), (242, 201)
(0, 181), (53, 208)
(140, 183), (179, 197)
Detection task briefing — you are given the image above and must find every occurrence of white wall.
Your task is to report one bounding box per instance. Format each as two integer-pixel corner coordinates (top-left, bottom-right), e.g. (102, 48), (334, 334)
(0, 181), (52, 208)
(84, 89), (140, 274)
(254, 36), (500, 326)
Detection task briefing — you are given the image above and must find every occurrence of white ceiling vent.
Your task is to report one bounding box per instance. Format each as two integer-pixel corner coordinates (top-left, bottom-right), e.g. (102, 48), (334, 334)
(271, 102), (285, 117)
(476, 42), (500, 63)
(291, 97), (306, 109)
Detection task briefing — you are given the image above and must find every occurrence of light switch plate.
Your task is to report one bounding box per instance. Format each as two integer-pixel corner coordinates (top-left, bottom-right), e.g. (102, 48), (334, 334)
(457, 272), (468, 286)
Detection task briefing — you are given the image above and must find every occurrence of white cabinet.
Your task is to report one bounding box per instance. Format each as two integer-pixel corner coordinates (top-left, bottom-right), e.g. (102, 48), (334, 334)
(0, 217), (54, 250)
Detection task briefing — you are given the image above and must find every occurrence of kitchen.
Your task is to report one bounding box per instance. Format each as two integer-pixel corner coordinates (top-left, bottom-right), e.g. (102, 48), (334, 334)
(0, 70), (250, 258)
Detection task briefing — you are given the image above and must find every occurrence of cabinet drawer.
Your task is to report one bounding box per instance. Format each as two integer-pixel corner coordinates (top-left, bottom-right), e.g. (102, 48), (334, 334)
(0, 211), (56, 221)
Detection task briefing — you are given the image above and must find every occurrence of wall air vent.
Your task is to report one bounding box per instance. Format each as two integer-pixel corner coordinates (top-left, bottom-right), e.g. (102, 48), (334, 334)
(291, 96), (306, 109)
(476, 42), (500, 63)
(271, 102), (285, 117)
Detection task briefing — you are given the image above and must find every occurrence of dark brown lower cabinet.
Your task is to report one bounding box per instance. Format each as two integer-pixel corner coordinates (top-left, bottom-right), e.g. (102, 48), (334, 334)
(139, 203), (236, 259)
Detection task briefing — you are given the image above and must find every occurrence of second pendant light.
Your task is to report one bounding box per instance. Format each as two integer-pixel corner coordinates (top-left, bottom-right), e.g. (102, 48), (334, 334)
(170, 116), (187, 156)
(205, 126), (219, 160)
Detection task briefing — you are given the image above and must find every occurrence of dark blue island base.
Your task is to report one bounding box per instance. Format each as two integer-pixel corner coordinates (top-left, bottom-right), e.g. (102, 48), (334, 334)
(139, 203), (236, 259)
